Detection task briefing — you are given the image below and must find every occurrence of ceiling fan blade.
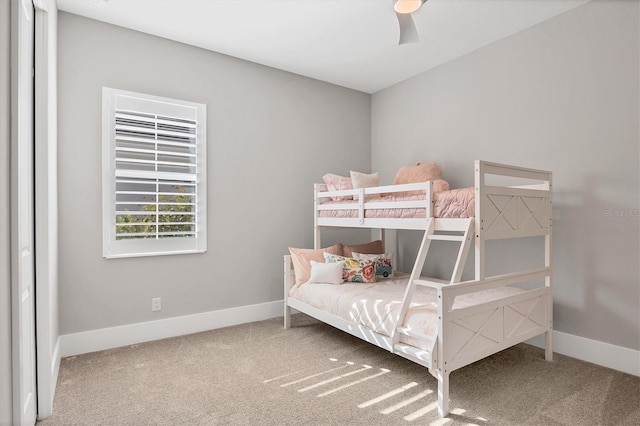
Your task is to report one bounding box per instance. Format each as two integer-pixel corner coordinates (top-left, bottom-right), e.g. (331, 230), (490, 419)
(396, 12), (419, 45)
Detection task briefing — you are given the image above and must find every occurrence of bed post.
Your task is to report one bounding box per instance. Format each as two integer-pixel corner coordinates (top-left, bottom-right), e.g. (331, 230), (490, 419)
(437, 370), (450, 417)
(474, 161), (485, 280)
(314, 227), (321, 250)
(284, 304), (291, 329)
(545, 174), (553, 361)
(314, 184), (321, 249)
(436, 287), (451, 417)
(378, 228), (385, 248)
(284, 255), (294, 329)
(544, 233), (552, 360)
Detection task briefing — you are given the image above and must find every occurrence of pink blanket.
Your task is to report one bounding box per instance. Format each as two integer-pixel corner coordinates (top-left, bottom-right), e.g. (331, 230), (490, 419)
(319, 187), (475, 219)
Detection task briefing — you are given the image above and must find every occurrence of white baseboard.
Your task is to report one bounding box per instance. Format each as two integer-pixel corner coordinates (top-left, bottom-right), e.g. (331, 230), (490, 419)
(60, 300), (283, 357)
(60, 304), (639, 377)
(527, 330), (639, 377)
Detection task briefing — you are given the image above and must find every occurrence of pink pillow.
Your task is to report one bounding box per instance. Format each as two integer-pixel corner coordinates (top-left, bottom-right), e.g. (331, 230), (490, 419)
(342, 240), (384, 258)
(322, 174), (353, 201)
(391, 162), (449, 195)
(288, 244), (343, 285)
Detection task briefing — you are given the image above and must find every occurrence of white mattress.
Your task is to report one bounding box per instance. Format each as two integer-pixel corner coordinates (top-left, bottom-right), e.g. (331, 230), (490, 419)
(289, 276), (524, 351)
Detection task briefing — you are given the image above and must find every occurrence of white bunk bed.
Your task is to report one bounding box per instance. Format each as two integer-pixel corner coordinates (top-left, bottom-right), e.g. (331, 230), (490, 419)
(284, 160), (553, 417)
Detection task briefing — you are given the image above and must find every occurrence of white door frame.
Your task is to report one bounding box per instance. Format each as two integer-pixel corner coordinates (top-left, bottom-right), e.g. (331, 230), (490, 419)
(10, 0), (38, 424)
(33, 0), (60, 419)
(0, 0), (14, 423)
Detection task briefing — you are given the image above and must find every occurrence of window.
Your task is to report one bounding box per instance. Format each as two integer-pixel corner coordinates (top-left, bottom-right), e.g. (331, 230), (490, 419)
(102, 88), (207, 258)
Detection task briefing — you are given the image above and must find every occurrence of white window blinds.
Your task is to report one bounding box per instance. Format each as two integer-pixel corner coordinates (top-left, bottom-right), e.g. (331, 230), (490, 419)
(103, 88), (207, 258)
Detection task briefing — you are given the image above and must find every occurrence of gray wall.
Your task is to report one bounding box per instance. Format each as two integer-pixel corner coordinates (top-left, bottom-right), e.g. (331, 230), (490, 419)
(0, 1), (13, 423)
(57, 2), (640, 352)
(57, 13), (371, 334)
(372, 0), (639, 350)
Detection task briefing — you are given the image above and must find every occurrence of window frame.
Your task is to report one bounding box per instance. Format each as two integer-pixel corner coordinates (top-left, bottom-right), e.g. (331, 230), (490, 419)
(102, 87), (207, 259)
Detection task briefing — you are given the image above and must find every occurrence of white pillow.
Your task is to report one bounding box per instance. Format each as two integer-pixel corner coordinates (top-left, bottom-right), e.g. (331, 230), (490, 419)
(350, 171), (379, 189)
(306, 260), (344, 285)
(350, 171), (379, 200)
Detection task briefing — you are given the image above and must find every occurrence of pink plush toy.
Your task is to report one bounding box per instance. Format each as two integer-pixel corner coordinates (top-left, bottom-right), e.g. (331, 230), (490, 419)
(392, 161), (450, 194)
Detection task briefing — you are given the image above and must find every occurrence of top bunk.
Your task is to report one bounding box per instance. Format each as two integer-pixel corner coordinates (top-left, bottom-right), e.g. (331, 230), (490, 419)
(315, 160), (552, 240)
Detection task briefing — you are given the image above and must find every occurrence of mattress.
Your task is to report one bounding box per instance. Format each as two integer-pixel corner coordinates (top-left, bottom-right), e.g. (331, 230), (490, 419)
(318, 187), (475, 219)
(289, 276), (524, 351)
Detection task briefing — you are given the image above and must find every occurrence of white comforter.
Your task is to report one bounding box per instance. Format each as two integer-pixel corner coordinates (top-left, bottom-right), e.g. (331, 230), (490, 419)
(289, 276), (524, 351)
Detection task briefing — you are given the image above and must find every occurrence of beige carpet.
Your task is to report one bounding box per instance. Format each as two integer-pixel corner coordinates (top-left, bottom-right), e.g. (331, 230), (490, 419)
(39, 315), (639, 426)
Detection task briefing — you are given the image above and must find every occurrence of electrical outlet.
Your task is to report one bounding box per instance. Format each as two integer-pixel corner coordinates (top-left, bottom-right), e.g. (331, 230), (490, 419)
(151, 297), (161, 312)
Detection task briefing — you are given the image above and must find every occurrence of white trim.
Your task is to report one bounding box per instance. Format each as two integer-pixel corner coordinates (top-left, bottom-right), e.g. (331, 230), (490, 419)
(0, 0), (12, 422)
(102, 87), (207, 259)
(49, 337), (60, 399)
(11, 0), (38, 423)
(60, 301), (283, 357)
(57, 300), (639, 377)
(527, 331), (639, 377)
(34, 1), (59, 419)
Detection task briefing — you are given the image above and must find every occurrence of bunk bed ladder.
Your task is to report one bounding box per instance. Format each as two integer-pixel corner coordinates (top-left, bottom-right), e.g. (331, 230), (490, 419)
(391, 217), (474, 357)
(391, 218), (434, 348)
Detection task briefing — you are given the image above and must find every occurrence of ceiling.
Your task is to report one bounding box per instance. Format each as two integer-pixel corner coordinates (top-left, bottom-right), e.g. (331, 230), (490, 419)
(56, 0), (590, 94)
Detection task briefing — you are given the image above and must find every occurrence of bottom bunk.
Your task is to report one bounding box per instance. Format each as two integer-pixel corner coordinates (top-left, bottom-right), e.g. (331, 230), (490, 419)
(283, 254), (552, 417)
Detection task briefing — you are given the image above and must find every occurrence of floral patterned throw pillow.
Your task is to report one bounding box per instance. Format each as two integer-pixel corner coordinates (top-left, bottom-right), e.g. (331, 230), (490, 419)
(351, 252), (394, 278)
(323, 253), (376, 283)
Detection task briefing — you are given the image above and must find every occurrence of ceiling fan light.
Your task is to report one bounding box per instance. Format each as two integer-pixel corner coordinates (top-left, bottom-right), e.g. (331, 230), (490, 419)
(397, 13), (419, 45)
(393, 0), (424, 14)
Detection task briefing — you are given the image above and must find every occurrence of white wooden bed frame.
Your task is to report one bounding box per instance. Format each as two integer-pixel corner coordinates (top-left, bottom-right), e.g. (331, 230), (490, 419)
(284, 160), (553, 417)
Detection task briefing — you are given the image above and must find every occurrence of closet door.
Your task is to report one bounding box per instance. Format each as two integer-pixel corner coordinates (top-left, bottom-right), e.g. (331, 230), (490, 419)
(0, 0), (12, 422)
(11, 0), (37, 424)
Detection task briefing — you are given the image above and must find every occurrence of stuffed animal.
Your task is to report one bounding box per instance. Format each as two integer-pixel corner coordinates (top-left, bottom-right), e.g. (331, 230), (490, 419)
(392, 161), (449, 194)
